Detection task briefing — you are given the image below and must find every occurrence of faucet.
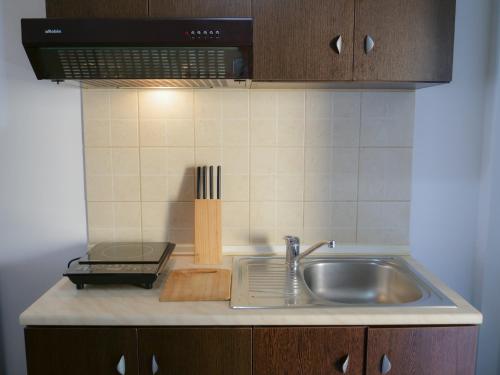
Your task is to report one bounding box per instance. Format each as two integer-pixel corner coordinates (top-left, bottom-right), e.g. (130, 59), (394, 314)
(284, 235), (335, 271)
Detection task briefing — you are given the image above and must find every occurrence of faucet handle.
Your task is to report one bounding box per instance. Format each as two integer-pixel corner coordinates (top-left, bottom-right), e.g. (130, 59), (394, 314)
(284, 235), (300, 246)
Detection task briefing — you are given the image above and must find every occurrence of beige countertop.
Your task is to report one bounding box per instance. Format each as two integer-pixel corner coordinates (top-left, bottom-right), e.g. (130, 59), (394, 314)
(19, 254), (482, 327)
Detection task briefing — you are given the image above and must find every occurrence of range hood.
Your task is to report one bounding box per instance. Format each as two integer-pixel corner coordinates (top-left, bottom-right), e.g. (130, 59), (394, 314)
(21, 18), (252, 88)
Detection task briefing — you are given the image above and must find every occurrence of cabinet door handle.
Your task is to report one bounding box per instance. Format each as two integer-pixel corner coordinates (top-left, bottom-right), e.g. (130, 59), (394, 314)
(152, 354), (159, 374)
(341, 354), (349, 373)
(381, 354), (392, 374)
(116, 355), (126, 375)
(333, 35), (343, 54)
(364, 35), (375, 54)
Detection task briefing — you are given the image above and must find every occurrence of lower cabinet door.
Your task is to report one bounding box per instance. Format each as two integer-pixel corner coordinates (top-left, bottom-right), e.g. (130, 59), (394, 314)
(138, 327), (252, 375)
(366, 326), (479, 375)
(25, 327), (139, 375)
(253, 327), (365, 375)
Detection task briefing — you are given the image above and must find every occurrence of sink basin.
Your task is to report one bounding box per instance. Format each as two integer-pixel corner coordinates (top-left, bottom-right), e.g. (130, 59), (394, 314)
(230, 256), (455, 309)
(302, 261), (423, 304)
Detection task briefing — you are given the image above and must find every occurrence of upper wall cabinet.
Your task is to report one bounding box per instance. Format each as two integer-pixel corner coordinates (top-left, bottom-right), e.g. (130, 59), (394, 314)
(46, 0), (148, 17)
(353, 0), (456, 82)
(149, 0), (251, 17)
(252, 0), (355, 81)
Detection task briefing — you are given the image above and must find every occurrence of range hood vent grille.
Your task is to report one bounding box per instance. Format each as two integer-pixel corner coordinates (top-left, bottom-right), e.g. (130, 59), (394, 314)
(80, 78), (250, 89)
(47, 46), (242, 80)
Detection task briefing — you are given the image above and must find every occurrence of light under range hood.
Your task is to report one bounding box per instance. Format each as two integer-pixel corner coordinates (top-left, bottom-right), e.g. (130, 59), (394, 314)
(21, 18), (252, 88)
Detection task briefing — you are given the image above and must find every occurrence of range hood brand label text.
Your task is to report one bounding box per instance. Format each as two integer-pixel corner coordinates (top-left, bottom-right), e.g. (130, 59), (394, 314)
(44, 29), (62, 34)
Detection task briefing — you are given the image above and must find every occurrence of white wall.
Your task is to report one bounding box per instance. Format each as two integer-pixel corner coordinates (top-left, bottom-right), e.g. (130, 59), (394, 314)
(410, 0), (492, 300)
(475, 0), (500, 372)
(0, 0), (87, 374)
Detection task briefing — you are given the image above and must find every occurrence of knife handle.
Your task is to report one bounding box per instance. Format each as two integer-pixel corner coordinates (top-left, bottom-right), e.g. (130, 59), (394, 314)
(217, 166), (221, 199)
(209, 166), (214, 199)
(196, 166), (201, 199)
(202, 166), (207, 199)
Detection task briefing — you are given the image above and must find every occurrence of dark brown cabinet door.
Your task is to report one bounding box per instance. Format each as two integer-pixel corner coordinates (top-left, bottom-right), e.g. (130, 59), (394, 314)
(25, 327), (139, 375)
(253, 327), (365, 375)
(138, 327), (252, 375)
(253, 0), (354, 81)
(149, 0), (251, 17)
(46, 0), (148, 17)
(353, 0), (456, 82)
(366, 326), (478, 375)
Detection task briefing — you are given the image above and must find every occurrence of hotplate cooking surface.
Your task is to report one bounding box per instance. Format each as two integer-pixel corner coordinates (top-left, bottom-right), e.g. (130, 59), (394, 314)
(80, 242), (169, 264)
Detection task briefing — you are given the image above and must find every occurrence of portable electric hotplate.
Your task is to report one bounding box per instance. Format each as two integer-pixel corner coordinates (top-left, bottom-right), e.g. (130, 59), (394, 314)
(64, 242), (175, 289)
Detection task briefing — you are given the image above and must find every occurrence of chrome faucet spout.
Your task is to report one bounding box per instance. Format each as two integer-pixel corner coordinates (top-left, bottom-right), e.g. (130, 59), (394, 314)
(284, 236), (335, 271)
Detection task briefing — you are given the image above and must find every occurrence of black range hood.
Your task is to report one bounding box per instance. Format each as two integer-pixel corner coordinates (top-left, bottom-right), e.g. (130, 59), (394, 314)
(21, 18), (252, 88)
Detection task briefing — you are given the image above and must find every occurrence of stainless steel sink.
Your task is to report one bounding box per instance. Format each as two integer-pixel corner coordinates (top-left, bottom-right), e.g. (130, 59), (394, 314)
(230, 256), (455, 309)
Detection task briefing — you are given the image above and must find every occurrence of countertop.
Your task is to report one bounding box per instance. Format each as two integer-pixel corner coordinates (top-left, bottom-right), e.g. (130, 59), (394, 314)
(19, 254), (482, 326)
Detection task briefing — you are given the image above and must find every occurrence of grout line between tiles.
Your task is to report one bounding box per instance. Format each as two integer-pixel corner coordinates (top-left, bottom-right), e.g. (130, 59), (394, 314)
(355, 92), (363, 243)
(135, 89), (144, 242)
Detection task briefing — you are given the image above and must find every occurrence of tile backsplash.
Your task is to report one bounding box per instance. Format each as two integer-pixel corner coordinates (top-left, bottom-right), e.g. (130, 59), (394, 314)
(83, 89), (414, 246)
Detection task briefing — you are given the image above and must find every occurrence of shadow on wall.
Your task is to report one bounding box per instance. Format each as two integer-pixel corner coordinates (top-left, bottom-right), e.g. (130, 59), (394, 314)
(0, 243), (86, 375)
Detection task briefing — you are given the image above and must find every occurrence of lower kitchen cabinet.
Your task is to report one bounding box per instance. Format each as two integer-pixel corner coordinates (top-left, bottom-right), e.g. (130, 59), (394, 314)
(366, 326), (479, 375)
(138, 327), (252, 375)
(25, 327), (138, 375)
(24, 325), (478, 375)
(253, 327), (365, 375)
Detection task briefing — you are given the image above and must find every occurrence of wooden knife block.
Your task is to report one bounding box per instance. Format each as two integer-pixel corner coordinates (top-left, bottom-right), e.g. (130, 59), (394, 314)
(194, 199), (222, 264)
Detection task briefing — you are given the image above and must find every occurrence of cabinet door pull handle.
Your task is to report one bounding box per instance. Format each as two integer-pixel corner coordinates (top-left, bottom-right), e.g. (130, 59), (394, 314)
(333, 35), (343, 54)
(381, 354), (392, 374)
(341, 354), (349, 373)
(364, 35), (375, 54)
(152, 354), (159, 374)
(116, 355), (126, 375)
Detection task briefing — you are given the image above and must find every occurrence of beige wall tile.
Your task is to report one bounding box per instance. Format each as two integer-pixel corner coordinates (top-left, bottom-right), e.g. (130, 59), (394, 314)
(250, 90), (277, 119)
(84, 120), (110, 147)
(141, 176), (168, 201)
(277, 118), (305, 147)
(223, 147), (249, 175)
(85, 149), (111, 176)
(222, 90), (249, 119)
(140, 148), (168, 176)
(360, 92), (415, 147)
(332, 92), (361, 118)
(167, 175), (195, 201)
(277, 148), (304, 175)
(223, 202), (250, 228)
(332, 118), (360, 147)
(276, 175), (304, 201)
(358, 148), (412, 201)
(110, 90), (138, 119)
(86, 175), (113, 201)
(195, 90), (222, 119)
(278, 91), (305, 119)
(167, 148), (195, 175)
(112, 175), (141, 201)
(305, 147), (332, 174)
(305, 118), (333, 147)
(251, 148), (276, 175)
(139, 89), (193, 119)
(139, 120), (166, 147)
(331, 148), (358, 201)
(250, 118), (277, 146)
(223, 119), (249, 146)
(83, 89), (414, 246)
(223, 175), (249, 201)
(357, 202), (410, 244)
(250, 175), (275, 201)
(306, 91), (332, 118)
(165, 119), (195, 147)
(111, 149), (140, 176)
(110, 119), (139, 147)
(83, 90), (109, 120)
(195, 119), (222, 147)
